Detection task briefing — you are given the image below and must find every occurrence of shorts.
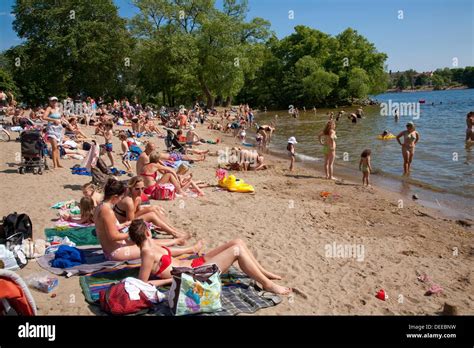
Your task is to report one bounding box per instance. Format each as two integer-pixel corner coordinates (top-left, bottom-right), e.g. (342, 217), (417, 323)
(191, 256), (206, 268)
(104, 143), (113, 152)
(122, 152), (131, 161)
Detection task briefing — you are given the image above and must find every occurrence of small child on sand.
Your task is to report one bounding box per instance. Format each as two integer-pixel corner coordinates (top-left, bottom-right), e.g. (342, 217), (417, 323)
(239, 127), (246, 143)
(59, 197), (95, 225)
(82, 183), (103, 207)
(359, 149), (372, 186)
(118, 132), (133, 174)
(287, 136), (297, 171)
(97, 121), (114, 167)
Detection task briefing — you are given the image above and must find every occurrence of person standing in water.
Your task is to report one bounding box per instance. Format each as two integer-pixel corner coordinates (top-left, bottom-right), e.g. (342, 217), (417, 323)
(466, 111), (474, 142)
(359, 149), (373, 186)
(318, 120), (337, 180)
(396, 122), (420, 176)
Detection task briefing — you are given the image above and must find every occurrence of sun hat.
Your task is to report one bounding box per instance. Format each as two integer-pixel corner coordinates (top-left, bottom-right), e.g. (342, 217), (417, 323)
(288, 136), (297, 144)
(406, 121), (414, 127)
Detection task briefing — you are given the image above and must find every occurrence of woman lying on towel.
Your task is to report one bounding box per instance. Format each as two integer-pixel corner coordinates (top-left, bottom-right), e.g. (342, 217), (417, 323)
(128, 219), (291, 295)
(158, 151), (206, 162)
(113, 176), (189, 240)
(93, 179), (186, 261)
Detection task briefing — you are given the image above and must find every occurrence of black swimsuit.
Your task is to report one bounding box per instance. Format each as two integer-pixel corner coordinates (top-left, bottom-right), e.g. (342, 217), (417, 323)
(113, 204), (127, 217)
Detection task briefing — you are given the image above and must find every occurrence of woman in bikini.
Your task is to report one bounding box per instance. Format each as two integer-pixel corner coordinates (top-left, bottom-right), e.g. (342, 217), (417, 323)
(113, 176), (189, 240)
(396, 122), (420, 176)
(318, 120), (337, 180)
(128, 219), (292, 295)
(140, 152), (185, 195)
(93, 179), (185, 261)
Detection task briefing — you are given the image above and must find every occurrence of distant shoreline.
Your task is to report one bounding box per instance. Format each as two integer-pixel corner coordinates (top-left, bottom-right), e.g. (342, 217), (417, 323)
(385, 85), (470, 93)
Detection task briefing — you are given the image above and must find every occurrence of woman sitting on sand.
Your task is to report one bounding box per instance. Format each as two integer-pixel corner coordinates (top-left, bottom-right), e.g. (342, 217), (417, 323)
(93, 179), (185, 261)
(318, 120), (337, 180)
(140, 152), (185, 196)
(65, 117), (88, 140)
(113, 176), (189, 240)
(396, 122), (420, 176)
(128, 219), (292, 295)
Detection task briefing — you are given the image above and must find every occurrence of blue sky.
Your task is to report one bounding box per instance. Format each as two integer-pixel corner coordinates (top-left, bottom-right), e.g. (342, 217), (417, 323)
(1, 0), (472, 71)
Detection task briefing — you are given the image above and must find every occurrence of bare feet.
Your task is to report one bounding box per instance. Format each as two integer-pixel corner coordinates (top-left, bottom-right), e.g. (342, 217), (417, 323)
(265, 283), (292, 295)
(193, 239), (204, 254)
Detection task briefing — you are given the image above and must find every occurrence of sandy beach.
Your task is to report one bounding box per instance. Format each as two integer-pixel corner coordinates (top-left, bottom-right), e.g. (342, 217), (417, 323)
(1, 120), (473, 316)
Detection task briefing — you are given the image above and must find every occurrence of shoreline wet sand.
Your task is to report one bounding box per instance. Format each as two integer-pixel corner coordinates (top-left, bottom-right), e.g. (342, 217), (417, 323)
(1, 120), (473, 315)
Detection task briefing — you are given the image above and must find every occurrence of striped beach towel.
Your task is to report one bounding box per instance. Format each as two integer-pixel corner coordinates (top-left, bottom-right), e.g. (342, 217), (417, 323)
(80, 264), (280, 316)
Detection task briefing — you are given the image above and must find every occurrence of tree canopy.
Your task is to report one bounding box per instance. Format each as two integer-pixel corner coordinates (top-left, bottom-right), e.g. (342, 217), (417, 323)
(3, 0), (471, 108)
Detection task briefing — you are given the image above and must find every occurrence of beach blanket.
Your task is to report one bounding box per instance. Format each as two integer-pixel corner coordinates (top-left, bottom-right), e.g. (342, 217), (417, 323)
(71, 167), (92, 176)
(44, 226), (98, 246)
(37, 246), (137, 277)
(80, 265), (280, 316)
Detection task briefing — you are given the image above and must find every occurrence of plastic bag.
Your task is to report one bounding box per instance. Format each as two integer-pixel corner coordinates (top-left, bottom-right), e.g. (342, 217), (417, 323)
(26, 272), (59, 293)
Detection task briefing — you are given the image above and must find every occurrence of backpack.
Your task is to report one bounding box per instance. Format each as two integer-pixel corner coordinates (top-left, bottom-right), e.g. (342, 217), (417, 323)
(0, 213), (33, 248)
(99, 282), (152, 316)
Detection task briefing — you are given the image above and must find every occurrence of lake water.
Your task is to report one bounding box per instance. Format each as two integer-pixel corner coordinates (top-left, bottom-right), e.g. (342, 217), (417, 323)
(254, 89), (474, 216)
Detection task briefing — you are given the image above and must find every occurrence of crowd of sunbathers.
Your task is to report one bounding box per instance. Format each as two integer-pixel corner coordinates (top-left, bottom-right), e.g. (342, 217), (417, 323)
(1, 94), (290, 295)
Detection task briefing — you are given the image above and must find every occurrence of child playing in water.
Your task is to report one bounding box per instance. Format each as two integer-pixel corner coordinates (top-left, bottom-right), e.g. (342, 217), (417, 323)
(359, 149), (372, 186)
(287, 136), (297, 172)
(118, 132), (133, 174)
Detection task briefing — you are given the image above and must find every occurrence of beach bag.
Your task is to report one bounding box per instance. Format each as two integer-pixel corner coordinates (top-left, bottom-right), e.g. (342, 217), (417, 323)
(152, 183), (176, 200)
(0, 213), (33, 248)
(168, 264), (222, 316)
(99, 282), (152, 316)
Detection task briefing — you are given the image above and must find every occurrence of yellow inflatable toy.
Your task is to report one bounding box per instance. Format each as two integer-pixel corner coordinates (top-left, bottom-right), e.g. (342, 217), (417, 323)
(377, 134), (396, 140)
(216, 170), (254, 193)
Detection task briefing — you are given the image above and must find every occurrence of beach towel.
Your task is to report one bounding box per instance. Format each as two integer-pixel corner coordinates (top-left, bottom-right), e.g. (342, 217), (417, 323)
(44, 226), (98, 246)
(80, 265), (280, 316)
(71, 167), (92, 176)
(37, 246), (137, 277)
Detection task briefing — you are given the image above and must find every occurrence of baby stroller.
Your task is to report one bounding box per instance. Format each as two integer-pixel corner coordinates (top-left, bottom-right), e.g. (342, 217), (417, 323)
(164, 128), (185, 154)
(18, 130), (48, 175)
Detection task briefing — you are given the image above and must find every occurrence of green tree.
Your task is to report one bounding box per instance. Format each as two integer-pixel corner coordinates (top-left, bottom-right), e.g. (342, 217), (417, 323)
(431, 75), (445, 90)
(7, 0), (132, 104)
(396, 74), (409, 90)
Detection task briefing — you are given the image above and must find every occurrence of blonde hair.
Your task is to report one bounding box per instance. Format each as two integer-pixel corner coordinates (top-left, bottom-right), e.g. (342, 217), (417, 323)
(128, 176), (144, 188)
(176, 164), (189, 175)
(323, 120), (335, 135)
(82, 182), (96, 193)
(149, 151), (161, 164)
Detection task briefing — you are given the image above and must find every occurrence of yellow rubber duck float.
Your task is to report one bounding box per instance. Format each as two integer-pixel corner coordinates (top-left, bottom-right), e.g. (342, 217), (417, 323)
(216, 169), (254, 193)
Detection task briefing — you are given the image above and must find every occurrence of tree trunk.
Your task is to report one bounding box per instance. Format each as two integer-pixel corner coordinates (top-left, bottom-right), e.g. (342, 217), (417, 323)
(224, 95), (232, 107)
(199, 76), (214, 108)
